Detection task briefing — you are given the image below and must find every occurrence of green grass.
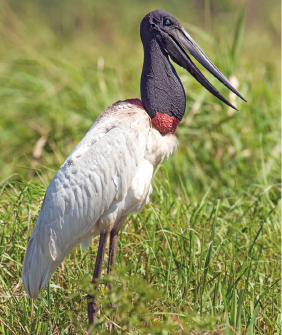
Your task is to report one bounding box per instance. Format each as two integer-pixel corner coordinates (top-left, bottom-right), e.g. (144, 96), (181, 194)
(0, 0), (280, 334)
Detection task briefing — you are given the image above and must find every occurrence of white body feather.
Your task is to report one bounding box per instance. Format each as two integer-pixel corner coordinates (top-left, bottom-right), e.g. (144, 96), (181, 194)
(22, 101), (178, 299)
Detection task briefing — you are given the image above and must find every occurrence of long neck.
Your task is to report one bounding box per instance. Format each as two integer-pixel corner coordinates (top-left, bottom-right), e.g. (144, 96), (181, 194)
(140, 38), (186, 134)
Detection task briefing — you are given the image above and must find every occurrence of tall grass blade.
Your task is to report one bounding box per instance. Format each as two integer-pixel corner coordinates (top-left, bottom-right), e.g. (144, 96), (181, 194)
(200, 200), (220, 314)
(236, 288), (245, 335)
(231, 0), (247, 67)
(246, 306), (259, 335)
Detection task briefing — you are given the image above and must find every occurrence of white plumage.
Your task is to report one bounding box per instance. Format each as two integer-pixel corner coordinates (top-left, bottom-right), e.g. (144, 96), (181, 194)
(22, 100), (178, 299)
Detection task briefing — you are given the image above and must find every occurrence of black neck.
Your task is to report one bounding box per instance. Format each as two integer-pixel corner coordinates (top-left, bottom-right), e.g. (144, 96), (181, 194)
(140, 37), (186, 121)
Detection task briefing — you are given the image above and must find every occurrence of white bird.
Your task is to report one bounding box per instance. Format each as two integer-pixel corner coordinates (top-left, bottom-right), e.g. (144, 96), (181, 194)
(22, 9), (245, 325)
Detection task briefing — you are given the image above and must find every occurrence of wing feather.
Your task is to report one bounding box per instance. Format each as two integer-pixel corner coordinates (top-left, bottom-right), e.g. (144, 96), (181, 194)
(22, 101), (151, 299)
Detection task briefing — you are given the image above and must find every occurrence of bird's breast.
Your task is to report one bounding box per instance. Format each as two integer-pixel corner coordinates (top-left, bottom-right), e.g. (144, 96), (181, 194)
(145, 125), (178, 168)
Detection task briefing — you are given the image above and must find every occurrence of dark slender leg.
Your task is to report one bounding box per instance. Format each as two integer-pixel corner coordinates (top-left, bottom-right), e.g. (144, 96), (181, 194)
(106, 229), (119, 329)
(107, 229), (119, 288)
(87, 233), (108, 325)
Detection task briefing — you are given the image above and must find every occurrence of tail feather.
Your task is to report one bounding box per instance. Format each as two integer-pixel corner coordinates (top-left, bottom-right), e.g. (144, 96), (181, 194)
(22, 232), (52, 299)
(22, 222), (99, 299)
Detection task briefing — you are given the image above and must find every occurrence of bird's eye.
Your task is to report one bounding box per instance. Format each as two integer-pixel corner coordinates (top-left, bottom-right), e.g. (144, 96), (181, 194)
(163, 18), (172, 26)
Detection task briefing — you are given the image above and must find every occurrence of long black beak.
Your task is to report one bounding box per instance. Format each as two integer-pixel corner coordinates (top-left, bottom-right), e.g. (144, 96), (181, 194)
(163, 26), (247, 109)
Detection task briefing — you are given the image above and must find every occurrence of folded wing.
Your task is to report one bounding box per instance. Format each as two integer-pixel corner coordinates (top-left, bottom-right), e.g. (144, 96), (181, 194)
(22, 101), (151, 299)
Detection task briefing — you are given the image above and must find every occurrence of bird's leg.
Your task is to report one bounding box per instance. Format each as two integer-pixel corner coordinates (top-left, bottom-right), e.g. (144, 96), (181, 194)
(107, 229), (119, 291)
(106, 229), (119, 329)
(87, 233), (108, 325)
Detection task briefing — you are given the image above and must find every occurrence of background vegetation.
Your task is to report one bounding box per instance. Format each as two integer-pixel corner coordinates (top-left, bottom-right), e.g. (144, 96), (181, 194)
(0, 0), (280, 334)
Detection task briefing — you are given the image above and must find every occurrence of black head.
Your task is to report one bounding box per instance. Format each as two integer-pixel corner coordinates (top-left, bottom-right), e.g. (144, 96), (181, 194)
(140, 10), (182, 46)
(140, 10), (246, 133)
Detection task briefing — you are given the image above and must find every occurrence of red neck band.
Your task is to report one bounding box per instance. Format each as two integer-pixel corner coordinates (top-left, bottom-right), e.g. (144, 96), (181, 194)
(152, 112), (180, 134)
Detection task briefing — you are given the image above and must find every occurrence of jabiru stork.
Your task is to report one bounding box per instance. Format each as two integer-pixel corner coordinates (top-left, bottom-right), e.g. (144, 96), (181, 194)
(22, 9), (246, 326)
